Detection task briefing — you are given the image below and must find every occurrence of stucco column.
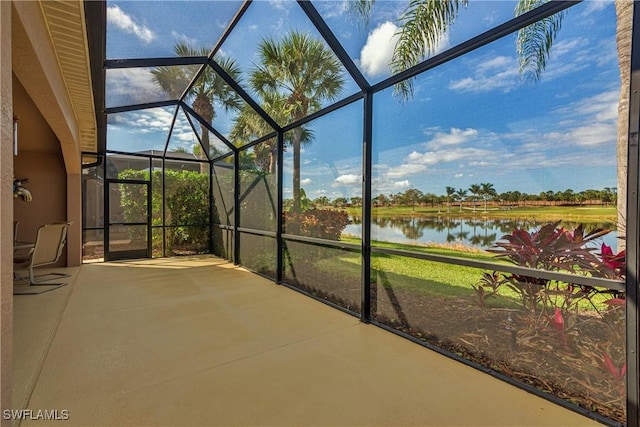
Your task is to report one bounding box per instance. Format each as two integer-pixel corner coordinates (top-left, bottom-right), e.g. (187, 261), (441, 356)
(0, 0), (13, 424)
(67, 173), (81, 266)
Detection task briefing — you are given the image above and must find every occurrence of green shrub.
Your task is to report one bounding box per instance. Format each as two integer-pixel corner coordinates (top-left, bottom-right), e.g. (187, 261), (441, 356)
(118, 168), (209, 254)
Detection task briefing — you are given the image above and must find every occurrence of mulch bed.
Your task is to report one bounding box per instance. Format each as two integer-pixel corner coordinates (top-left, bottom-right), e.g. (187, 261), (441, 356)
(284, 260), (626, 425)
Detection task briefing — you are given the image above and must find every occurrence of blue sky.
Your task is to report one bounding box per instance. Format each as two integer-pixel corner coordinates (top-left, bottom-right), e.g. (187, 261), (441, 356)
(105, 0), (620, 200)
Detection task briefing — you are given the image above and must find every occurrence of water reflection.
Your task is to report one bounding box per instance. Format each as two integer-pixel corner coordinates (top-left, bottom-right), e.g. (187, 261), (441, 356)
(344, 216), (617, 249)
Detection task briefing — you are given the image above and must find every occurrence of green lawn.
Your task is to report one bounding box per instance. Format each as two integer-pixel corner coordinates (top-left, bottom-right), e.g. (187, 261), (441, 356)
(310, 237), (615, 311)
(345, 205), (617, 223)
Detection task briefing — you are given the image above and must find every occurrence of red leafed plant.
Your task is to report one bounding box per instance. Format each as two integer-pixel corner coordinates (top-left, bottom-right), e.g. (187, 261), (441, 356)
(488, 221), (609, 273)
(602, 351), (627, 382)
(593, 243), (626, 280)
(477, 221), (627, 417)
(483, 221), (626, 345)
(549, 307), (567, 345)
(485, 221), (613, 311)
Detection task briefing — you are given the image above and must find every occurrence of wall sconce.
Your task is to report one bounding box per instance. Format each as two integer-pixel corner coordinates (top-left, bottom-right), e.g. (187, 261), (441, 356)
(13, 115), (18, 156)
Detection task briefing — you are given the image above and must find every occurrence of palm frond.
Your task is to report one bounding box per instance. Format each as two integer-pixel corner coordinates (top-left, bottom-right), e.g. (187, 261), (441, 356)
(210, 56), (243, 113)
(515, 0), (565, 82)
(151, 65), (191, 98)
(348, 0), (375, 27)
(391, 0), (467, 101)
(173, 40), (209, 57)
(251, 30), (344, 120)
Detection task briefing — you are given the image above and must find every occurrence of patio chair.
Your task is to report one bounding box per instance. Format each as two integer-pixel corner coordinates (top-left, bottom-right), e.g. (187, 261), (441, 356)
(13, 222), (72, 291)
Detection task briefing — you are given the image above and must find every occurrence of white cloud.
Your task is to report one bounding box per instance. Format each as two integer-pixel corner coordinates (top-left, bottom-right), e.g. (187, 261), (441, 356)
(334, 174), (361, 185)
(106, 68), (159, 105)
(449, 66), (519, 93)
(574, 90), (619, 121)
(112, 108), (175, 138)
(171, 31), (198, 47)
(407, 147), (491, 166)
(595, 39), (618, 67)
(393, 180), (411, 189)
(359, 20), (450, 79)
(360, 21), (399, 78)
(427, 128), (478, 147)
(167, 115), (198, 151)
(454, 173), (464, 178)
(482, 11), (499, 27)
(386, 163), (427, 178)
(272, 18), (285, 32)
(582, 0), (612, 15)
(215, 19), (229, 30)
(176, 132), (194, 142)
(269, 0), (288, 11)
(549, 90), (618, 146)
(477, 56), (512, 72)
(371, 176), (412, 194)
(567, 123), (616, 146)
(107, 5), (155, 43)
(316, 0), (349, 19)
(542, 61), (590, 81)
(301, 178), (312, 185)
(552, 38), (588, 58)
(136, 109), (174, 132)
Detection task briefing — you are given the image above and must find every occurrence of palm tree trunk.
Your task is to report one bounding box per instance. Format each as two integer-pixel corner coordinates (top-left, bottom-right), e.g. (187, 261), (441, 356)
(269, 150), (276, 175)
(193, 93), (214, 175)
(292, 128), (302, 212)
(269, 139), (277, 175)
(616, 0), (632, 251)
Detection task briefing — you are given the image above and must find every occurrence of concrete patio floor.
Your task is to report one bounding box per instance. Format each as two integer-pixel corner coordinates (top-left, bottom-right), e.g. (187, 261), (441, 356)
(12, 255), (601, 426)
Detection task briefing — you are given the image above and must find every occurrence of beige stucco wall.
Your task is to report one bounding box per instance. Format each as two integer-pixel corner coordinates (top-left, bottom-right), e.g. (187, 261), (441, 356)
(13, 151), (67, 265)
(67, 174), (81, 266)
(1, 1), (90, 420)
(0, 1), (13, 424)
(12, 78), (68, 266)
(11, 1), (83, 267)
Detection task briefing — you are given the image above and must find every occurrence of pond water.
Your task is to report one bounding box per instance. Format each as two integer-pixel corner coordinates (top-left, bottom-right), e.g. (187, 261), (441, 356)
(344, 216), (620, 251)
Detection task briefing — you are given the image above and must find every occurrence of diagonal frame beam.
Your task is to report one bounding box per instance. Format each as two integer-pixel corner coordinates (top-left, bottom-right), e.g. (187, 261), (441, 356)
(181, 102), (236, 153)
(297, 0), (370, 92)
(209, 59), (281, 133)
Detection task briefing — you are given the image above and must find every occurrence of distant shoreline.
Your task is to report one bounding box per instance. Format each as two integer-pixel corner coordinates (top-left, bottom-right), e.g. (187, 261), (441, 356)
(340, 205), (617, 223)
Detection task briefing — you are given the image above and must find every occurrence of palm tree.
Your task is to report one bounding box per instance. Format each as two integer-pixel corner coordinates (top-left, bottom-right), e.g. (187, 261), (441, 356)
(230, 101), (314, 175)
(454, 188), (467, 212)
(468, 184), (481, 213)
(151, 42), (243, 160)
(230, 105), (278, 173)
(445, 186), (455, 213)
(250, 31), (345, 212)
(480, 182), (496, 213)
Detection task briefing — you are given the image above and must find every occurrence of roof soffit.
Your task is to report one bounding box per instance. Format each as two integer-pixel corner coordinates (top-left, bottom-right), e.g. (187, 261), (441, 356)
(39, 0), (96, 154)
